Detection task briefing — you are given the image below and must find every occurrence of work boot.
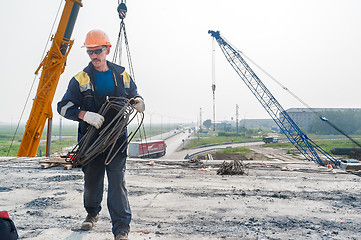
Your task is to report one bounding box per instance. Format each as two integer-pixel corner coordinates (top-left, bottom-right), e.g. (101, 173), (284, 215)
(115, 231), (128, 240)
(80, 213), (99, 231)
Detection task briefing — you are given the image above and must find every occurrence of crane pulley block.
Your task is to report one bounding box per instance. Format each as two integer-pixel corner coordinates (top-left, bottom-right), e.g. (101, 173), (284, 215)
(117, 3), (127, 20)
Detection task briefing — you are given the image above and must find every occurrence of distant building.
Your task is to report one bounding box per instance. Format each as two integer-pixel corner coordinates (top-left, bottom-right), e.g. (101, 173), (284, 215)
(282, 108), (361, 131)
(239, 119), (277, 129)
(215, 121), (232, 129)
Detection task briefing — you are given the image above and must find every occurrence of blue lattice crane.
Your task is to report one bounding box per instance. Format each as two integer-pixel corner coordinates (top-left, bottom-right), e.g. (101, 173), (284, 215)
(208, 30), (340, 167)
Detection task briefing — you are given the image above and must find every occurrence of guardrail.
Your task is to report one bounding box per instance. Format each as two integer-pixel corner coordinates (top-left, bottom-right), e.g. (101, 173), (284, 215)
(184, 147), (228, 159)
(183, 139), (262, 159)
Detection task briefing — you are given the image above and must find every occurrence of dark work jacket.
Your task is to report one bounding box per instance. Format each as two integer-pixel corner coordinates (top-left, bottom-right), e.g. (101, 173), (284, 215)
(57, 61), (142, 156)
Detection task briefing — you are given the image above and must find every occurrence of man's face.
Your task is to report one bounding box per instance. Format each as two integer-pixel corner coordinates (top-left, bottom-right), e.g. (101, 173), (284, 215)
(86, 46), (109, 70)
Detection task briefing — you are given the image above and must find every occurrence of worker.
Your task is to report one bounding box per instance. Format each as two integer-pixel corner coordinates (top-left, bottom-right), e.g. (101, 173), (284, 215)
(57, 29), (145, 240)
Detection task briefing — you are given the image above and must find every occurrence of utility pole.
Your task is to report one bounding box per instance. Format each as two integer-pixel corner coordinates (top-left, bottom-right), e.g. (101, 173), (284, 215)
(236, 104), (239, 133)
(59, 117), (62, 141)
(160, 115), (163, 139)
(199, 108), (203, 133)
(211, 37), (216, 131)
(149, 113), (152, 140)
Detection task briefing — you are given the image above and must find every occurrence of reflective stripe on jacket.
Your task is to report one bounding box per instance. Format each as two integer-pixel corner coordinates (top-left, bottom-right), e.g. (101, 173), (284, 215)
(57, 61), (142, 143)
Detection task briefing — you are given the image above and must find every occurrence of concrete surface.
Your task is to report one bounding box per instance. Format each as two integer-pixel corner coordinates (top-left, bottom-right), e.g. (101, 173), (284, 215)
(1, 150), (360, 239)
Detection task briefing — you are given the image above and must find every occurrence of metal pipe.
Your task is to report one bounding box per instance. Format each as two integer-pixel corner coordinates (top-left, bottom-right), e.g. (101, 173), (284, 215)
(46, 118), (52, 157)
(60, 0), (82, 55)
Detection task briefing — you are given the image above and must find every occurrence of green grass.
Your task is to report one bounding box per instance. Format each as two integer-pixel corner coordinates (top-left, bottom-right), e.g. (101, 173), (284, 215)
(286, 149), (298, 155)
(264, 138), (361, 154)
(0, 137), (78, 157)
(187, 135), (262, 149)
(0, 134), (22, 156)
(312, 139), (361, 153)
(0, 124), (79, 156)
(217, 147), (252, 154)
(0, 145), (19, 156)
(188, 131), (361, 158)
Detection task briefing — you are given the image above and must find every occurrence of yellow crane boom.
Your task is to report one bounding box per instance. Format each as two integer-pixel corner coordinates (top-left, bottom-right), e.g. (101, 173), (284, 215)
(17, 0), (82, 157)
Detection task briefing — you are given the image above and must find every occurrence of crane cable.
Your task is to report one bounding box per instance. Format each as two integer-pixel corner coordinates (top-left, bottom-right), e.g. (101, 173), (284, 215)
(113, 0), (151, 157)
(113, 0), (135, 81)
(7, 0), (65, 156)
(229, 42), (361, 148)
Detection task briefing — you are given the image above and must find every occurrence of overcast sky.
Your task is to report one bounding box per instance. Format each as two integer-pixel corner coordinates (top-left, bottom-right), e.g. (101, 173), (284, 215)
(1, 0), (360, 127)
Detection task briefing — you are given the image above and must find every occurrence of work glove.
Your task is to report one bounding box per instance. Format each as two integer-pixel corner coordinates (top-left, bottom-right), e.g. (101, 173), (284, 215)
(132, 98), (145, 113)
(83, 111), (105, 129)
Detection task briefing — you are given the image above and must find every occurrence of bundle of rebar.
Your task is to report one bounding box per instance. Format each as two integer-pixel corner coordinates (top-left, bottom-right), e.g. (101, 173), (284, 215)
(217, 160), (248, 175)
(67, 97), (143, 167)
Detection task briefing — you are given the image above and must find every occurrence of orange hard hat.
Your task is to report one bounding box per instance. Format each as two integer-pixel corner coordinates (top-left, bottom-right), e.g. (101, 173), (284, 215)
(83, 29), (112, 48)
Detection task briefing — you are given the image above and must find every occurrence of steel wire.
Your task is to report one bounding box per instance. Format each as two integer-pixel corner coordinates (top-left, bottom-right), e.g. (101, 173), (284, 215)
(67, 97), (143, 167)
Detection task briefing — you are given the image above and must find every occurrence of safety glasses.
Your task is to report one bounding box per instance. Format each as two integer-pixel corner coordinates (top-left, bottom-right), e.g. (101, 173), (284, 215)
(86, 47), (107, 55)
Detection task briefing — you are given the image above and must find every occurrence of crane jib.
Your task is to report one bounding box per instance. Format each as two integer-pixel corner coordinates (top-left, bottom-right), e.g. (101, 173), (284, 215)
(17, 0), (83, 157)
(208, 30), (340, 167)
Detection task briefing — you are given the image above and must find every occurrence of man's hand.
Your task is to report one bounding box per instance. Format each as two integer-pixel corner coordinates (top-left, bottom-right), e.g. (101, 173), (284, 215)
(132, 98), (145, 113)
(83, 111), (105, 129)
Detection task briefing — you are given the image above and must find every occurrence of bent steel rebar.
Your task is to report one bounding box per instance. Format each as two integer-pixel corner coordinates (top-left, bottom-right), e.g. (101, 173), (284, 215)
(66, 97), (144, 167)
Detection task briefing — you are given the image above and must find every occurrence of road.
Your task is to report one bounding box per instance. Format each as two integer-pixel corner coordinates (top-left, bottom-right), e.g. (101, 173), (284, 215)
(139, 128), (193, 160)
(143, 128), (265, 160)
(160, 129), (264, 160)
(162, 130), (192, 159)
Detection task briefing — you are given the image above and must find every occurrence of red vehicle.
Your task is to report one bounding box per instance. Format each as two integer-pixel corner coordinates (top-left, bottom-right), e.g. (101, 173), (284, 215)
(128, 140), (167, 158)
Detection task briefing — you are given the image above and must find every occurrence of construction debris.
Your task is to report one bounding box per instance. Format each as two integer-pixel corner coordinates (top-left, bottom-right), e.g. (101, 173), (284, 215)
(39, 158), (73, 170)
(217, 160), (248, 175)
(339, 159), (361, 171)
